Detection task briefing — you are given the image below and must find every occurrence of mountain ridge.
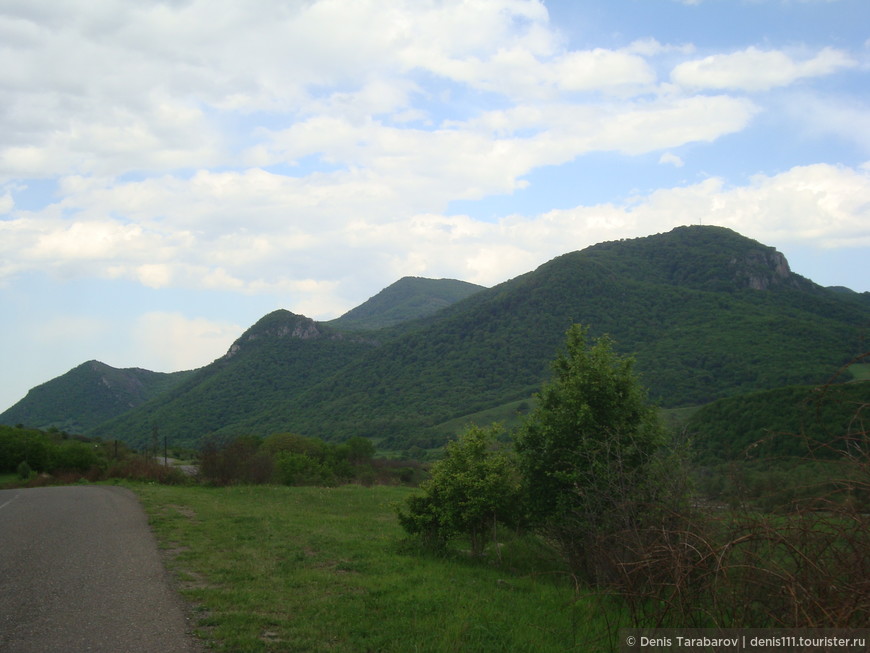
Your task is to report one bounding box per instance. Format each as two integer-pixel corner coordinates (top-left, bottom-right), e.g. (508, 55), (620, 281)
(3, 226), (868, 450)
(328, 277), (485, 331)
(0, 361), (193, 434)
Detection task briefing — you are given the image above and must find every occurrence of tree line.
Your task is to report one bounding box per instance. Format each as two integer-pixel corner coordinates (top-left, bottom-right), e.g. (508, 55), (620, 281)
(0, 425), (107, 479)
(197, 432), (425, 487)
(397, 325), (870, 629)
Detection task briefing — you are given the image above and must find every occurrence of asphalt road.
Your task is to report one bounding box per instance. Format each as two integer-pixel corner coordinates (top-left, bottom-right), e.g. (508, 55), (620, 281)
(0, 485), (204, 653)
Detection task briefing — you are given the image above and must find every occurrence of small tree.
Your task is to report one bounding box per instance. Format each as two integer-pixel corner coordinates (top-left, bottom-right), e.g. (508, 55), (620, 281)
(515, 324), (665, 582)
(16, 459), (32, 480)
(398, 423), (521, 556)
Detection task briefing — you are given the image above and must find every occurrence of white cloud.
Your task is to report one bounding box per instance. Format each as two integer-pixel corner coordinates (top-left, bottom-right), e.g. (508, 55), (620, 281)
(625, 38), (695, 57)
(0, 86), (759, 296)
(476, 162), (870, 283)
(0, 190), (13, 213)
(659, 152), (685, 167)
(625, 163), (870, 248)
(672, 46), (856, 91)
(0, 0), (567, 181)
(132, 312), (243, 372)
(0, 0), (751, 188)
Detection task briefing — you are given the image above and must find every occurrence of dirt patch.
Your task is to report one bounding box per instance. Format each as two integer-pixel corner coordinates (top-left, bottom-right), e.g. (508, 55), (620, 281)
(167, 503), (198, 521)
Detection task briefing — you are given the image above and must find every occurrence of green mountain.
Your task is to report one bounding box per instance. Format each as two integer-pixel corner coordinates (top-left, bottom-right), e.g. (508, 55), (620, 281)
(262, 226), (868, 448)
(686, 378), (870, 463)
(0, 361), (192, 434)
(328, 277), (484, 331)
(88, 312), (377, 450)
(0, 276), (477, 443)
(5, 226), (870, 451)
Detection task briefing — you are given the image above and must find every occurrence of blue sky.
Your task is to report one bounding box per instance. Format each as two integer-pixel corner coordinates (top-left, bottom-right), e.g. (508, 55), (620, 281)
(1, 0), (869, 412)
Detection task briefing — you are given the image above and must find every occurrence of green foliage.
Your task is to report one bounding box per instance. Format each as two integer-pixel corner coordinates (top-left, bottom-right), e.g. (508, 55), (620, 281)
(344, 436), (376, 463)
(0, 424), (108, 475)
(0, 360), (191, 434)
(283, 227), (868, 447)
(328, 276), (484, 331)
(138, 484), (600, 652)
(515, 325), (666, 581)
(16, 459), (32, 480)
(688, 381), (870, 463)
(7, 226), (869, 452)
(398, 424), (521, 555)
(516, 325), (664, 520)
(88, 312), (377, 449)
(273, 451), (330, 486)
(50, 439), (103, 473)
(199, 432), (393, 487)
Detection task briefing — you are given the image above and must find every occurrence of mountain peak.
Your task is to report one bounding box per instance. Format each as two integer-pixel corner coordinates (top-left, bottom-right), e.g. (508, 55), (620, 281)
(224, 310), (328, 359)
(330, 276), (485, 331)
(582, 225), (811, 292)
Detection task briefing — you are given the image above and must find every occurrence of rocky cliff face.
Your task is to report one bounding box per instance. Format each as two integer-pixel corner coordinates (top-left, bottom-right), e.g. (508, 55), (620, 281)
(222, 310), (371, 360)
(730, 248), (806, 291)
(224, 312), (324, 359)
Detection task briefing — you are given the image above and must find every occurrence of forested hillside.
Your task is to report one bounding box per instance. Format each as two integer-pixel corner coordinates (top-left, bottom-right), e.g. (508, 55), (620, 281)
(328, 277), (484, 331)
(687, 378), (870, 463)
(4, 226), (869, 451)
(267, 227), (867, 448)
(89, 312), (377, 450)
(0, 361), (192, 433)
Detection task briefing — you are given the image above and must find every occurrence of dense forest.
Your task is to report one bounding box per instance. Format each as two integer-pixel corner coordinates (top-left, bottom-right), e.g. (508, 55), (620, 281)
(2, 226), (868, 454)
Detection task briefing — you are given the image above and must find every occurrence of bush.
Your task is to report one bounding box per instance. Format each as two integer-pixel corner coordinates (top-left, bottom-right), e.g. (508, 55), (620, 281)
(16, 459), (32, 480)
(515, 324), (667, 583)
(398, 424), (521, 556)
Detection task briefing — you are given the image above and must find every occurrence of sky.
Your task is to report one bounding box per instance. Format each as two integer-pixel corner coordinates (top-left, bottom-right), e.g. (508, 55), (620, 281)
(1, 0), (869, 412)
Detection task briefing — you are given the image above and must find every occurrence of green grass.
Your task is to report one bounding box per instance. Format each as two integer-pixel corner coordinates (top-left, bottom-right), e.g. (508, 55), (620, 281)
(848, 363), (870, 381)
(131, 483), (615, 652)
(429, 397), (535, 438)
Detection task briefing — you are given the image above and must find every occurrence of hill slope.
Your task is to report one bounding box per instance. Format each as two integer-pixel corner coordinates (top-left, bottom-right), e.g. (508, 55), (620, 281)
(0, 275), (479, 439)
(88, 311), (377, 450)
(263, 226), (868, 447)
(91, 226), (870, 449)
(329, 277), (485, 331)
(6, 226), (869, 451)
(686, 379), (870, 463)
(0, 361), (192, 433)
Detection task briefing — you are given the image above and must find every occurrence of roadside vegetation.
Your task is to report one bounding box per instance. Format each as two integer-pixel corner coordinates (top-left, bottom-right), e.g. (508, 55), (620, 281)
(395, 333), (870, 634)
(135, 483), (607, 652)
(3, 326), (868, 650)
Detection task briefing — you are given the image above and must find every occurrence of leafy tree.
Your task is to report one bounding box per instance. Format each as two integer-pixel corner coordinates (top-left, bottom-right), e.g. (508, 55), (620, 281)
(398, 424), (521, 556)
(274, 451), (334, 486)
(343, 436), (375, 464)
(515, 324), (666, 582)
(16, 459), (32, 480)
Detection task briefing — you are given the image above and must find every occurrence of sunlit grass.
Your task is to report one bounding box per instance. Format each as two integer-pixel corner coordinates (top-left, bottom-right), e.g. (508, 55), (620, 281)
(132, 483), (615, 652)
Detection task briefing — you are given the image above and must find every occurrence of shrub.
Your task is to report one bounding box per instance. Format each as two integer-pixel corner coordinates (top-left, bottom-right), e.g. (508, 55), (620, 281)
(398, 424), (521, 556)
(515, 324), (666, 583)
(16, 459), (32, 480)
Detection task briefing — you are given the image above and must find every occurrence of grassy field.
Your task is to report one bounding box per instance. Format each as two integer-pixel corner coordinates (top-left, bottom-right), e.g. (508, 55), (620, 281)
(849, 363), (870, 381)
(132, 483), (616, 652)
